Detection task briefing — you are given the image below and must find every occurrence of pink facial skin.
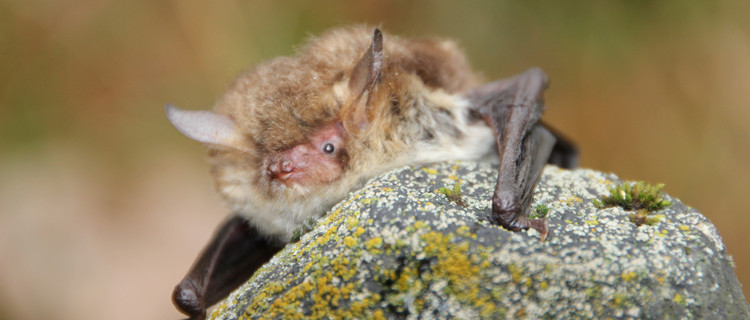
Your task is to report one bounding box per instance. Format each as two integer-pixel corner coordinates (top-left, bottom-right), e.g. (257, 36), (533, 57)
(265, 122), (347, 188)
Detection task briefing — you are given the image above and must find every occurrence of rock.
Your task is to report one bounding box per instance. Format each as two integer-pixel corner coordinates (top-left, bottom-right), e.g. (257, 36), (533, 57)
(209, 162), (750, 319)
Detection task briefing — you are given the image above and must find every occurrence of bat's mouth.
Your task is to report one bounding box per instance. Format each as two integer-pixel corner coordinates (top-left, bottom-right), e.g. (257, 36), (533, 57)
(267, 169), (305, 190)
(272, 171), (296, 182)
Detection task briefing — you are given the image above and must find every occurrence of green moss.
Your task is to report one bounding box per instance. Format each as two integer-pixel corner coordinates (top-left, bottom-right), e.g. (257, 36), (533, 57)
(290, 217), (319, 242)
(594, 181), (672, 211)
(629, 209), (661, 226)
(530, 204), (550, 219)
(593, 181), (672, 226)
(436, 180), (466, 206)
(290, 229), (303, 243)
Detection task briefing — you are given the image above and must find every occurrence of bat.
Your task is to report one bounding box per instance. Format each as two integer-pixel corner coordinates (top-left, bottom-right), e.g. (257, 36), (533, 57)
(165, 26), (577, 320)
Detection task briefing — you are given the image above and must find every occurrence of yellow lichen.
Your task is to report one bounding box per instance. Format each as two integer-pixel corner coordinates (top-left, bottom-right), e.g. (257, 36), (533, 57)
(366, 237), (383, 251)
(346, 217), (359, 229)
(209, 303), (227, 319)
(611, 294), (624, 307)
(564, 195), (583, 205)
(456, 225), (477, 239)
(372, 309), (386, 320)
(621, 271), (636, 282)
(478, 296), (496, 317)
(238, 212), (517, 319)
(343, 236), (357, 248)
(360, 197), (380, 205)
(267, 282), (284, 295)
(508, 264), (523, 283)
(354, 227), (365, 237)
(415, 298), (425, 312)
(241, 250), (382, 319)
(414, 221), (427, 230)
(421, 231), (451, 256)
(673, 293), (686, 305)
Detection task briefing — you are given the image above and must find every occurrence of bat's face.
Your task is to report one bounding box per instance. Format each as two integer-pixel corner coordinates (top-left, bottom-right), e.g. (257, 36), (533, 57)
(205, 68), (355, 215)
(260, 122), (349, 195)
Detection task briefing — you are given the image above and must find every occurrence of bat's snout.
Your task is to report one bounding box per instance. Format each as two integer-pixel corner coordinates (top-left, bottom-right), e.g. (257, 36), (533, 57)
(266, 156), (296, 181)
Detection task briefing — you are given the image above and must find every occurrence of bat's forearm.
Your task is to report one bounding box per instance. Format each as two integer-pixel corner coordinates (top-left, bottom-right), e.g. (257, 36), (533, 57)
(468, 68), (555, 241)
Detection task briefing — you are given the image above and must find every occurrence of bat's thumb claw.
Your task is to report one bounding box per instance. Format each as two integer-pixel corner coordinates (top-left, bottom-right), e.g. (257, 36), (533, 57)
(173, 281), (206, 319)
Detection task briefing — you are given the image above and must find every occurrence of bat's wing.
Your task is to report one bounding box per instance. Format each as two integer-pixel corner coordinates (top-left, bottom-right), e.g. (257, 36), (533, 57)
(517, 125), (556, 212)
(172, 215), (284, 320)
(467, 68), (560, 240)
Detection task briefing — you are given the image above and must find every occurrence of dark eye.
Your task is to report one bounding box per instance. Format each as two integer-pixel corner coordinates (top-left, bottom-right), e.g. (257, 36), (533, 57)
(322, 143), (335, 154)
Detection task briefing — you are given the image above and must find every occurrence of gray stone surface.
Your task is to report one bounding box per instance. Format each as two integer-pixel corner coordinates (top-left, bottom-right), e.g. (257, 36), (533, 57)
(210, 162), (749, 320)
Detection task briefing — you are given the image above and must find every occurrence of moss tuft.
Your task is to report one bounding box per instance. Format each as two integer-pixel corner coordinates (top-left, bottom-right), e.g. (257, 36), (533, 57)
(594, 181), (672, 211)
(290, 218), (318, 242)
(436, 180), (466, 206)
(530, 204), (550, 219)
(593, 181), (672, 226)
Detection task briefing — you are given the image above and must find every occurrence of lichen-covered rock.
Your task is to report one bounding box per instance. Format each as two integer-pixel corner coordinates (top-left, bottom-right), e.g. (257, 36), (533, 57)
(210, 162), (750, 320)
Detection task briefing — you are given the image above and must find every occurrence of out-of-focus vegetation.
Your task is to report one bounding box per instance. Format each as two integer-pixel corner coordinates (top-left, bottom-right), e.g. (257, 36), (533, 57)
(1, 1), (748, 319)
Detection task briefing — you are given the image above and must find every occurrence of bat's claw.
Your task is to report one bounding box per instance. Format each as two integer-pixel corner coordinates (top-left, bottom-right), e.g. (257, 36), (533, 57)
(491, 206), (549, 241)
(528, 218), (549, 242)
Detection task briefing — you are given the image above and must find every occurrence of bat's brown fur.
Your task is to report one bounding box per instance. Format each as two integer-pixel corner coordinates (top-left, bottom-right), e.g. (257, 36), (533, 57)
(182, 26), (495, 239)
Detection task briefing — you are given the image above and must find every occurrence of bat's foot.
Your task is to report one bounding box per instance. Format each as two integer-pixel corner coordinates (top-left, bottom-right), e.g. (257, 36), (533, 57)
(492, 201), (549, 241)
(493, 215), (549, 241)
(526, 218), (549, 242)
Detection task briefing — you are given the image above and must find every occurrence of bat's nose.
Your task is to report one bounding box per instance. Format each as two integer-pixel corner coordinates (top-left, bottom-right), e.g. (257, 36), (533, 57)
(267, 159), (295, 179)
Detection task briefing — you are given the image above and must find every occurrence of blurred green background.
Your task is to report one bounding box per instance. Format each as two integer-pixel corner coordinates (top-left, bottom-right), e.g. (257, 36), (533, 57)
(1, 1), (748, 319)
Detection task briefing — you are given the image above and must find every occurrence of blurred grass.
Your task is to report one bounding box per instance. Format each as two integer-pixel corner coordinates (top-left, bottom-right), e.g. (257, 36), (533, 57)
(1, 1), (748, 319)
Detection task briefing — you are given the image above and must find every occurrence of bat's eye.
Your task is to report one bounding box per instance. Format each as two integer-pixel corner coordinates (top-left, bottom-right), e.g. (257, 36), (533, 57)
(322, 143), (335, 154)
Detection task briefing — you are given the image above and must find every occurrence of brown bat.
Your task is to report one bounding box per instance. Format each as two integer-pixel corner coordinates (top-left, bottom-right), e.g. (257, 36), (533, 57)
(166, 26), (577, 320)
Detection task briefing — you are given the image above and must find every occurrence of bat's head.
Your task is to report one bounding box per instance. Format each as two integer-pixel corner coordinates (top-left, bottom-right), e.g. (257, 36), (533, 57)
(166, 26), (478, 238)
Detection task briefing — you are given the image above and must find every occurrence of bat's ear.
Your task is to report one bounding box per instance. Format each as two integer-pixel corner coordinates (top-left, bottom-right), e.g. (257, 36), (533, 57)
(165, 104), (250, 152)
(342, 28), (383, 136)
